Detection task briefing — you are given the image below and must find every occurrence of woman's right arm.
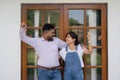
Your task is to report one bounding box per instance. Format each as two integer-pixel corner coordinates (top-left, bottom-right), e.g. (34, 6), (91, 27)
(83, 32), (93, 54)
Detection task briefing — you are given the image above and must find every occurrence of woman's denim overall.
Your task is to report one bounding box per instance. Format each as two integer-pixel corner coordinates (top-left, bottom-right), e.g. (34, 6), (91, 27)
(64, 46), (83, 80)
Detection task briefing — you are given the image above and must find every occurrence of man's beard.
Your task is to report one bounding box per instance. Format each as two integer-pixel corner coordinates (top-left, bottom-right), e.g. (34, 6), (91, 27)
(47, 37), (53, 41)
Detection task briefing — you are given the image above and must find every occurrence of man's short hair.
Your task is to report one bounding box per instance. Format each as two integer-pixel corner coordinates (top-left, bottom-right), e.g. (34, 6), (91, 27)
(42, 23), (55, 32)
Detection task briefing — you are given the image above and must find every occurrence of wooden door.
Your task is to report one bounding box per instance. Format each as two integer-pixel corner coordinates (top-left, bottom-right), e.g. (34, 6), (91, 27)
(21, 4), (64, 80)
(63, 4), (107, 80)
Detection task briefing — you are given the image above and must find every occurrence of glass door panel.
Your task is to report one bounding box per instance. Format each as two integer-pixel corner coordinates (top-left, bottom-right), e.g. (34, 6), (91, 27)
(27, 10), (60, 27)
(44, 10), (60, 27)
(87, 29), (102, 46)
(86, 10), (101, 27)
(70, 29), (84, 44)
(86, 48), (102, 66)
(86, 68), (102, 80)
(69, 10), (84, 27)
(27, 48), (38, 66)
(27, 10), (42, 27)
(55, 29), (60, 37)
(27, 68), (38, 80)
(27, 29), (35, 37)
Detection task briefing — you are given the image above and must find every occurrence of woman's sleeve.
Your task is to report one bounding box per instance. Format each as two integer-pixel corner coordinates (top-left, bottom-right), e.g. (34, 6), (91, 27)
(59, 48), (66, 61)
(78, 44), (85, 55)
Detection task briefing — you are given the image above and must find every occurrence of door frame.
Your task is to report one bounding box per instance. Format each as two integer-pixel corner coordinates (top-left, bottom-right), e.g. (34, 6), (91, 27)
(21, 3), (107, 80)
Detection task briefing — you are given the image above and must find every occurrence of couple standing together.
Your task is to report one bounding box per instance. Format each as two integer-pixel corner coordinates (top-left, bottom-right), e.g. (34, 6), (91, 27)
(20, 22), (93, 80)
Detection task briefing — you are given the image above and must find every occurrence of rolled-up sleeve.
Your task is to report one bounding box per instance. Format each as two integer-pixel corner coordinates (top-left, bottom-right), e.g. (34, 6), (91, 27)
(78, 44), (84, 55)
(19, 27), (37, 48)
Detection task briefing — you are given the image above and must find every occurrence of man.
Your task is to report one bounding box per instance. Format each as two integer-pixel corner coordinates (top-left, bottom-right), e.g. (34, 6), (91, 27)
(20, 22), (66, 80)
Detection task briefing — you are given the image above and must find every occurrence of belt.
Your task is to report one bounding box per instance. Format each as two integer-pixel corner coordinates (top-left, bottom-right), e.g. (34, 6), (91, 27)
(38, 65), (63, 70)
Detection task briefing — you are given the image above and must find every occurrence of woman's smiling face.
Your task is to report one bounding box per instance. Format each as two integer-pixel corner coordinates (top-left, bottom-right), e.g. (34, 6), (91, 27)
(66, 34), (75, 45)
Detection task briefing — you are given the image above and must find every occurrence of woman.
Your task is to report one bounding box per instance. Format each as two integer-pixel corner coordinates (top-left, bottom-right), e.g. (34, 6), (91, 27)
(59, 31), (92, 80)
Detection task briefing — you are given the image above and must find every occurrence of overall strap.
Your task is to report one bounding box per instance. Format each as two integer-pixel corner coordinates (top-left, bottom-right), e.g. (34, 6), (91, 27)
(75, 45), (78, 51)
(66, 46), (68, 52)
(66, 45), (78, 52)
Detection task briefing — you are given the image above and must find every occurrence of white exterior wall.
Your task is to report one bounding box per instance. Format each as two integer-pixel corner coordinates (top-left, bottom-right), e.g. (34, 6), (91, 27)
(0, 0), (120, 80)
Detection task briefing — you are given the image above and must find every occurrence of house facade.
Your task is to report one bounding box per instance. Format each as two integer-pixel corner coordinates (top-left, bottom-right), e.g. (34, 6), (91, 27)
(0, 0), (120, 80)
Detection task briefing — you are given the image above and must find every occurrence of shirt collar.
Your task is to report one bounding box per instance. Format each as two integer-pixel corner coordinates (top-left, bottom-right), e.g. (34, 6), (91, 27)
(41, 37), (46, 41)
(41, 37), (55, 41)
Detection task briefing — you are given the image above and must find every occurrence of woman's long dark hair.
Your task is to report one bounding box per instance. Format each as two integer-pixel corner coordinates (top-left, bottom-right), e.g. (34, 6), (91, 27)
(66, 31), (79, 45)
